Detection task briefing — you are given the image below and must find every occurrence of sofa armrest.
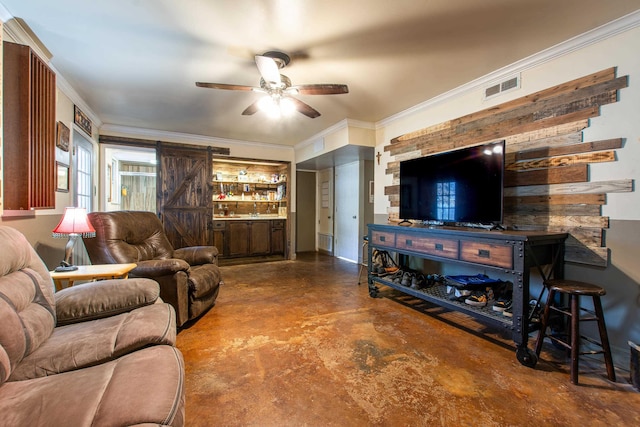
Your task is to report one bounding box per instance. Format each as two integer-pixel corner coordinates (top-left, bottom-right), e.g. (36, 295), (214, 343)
(174, 246), (219, 266)
(55, 278), (160, 326)
(132, 259), (191, 277)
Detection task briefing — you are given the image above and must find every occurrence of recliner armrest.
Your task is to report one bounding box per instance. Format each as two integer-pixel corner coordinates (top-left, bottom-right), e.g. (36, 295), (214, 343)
(174, 246), (219, 266)
(132, 259), (191, 277)
(55, 278), (160, 326)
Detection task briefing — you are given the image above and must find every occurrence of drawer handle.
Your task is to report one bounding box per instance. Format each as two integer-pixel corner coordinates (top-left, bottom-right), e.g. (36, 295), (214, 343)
(379, 235), (386, 242)
(435, 243), (443, 251)
(478, 249), (491, 258)
(406, 239), (412, 246)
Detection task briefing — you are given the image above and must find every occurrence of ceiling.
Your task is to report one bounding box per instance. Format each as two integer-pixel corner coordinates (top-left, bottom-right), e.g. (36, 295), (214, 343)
(1, 1), (639, 147)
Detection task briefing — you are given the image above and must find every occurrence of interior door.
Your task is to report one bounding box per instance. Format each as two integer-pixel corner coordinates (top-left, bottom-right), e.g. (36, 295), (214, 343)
(296, 171), (316, 252)
(334, 162), (359, 262)
(73, 130), (95, 212)
(158, 144), (213, 249)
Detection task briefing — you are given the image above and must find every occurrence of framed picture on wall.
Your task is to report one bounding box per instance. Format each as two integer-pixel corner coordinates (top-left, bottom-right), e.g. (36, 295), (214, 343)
(56, 121), (70, 151)
(74, 105), (92, 136)
(56, 162), (69, 193)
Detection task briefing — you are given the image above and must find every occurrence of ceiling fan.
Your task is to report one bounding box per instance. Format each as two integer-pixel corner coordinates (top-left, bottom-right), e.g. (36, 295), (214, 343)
(196, 51), (348, 119)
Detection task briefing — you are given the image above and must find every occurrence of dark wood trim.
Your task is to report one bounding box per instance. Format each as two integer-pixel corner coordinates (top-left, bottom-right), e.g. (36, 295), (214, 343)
(99, 134), (231, 155)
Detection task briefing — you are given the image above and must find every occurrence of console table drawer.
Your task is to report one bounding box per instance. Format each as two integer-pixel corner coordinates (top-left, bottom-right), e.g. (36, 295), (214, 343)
(460, 241), (513, 269)
(396, 234), (458, 259)
(371, 231), (396, 247)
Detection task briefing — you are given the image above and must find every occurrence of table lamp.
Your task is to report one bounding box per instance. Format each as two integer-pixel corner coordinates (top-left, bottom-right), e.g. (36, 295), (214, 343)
(52, 207), (96, 272)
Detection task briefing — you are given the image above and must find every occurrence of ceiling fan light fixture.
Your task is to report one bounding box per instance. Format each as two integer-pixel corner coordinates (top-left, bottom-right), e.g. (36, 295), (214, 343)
(280, 97), (296, 116)
(257, 95), (282, 119)
(257, 95), (297, 119)
(197, 50), (346, 119)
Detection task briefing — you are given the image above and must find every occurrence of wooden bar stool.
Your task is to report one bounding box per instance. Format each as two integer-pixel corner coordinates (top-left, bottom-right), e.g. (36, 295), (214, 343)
(534, 279), (616, 384)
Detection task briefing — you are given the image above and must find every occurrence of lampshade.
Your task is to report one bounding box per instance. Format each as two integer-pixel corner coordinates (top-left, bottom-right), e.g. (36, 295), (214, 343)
(52, 207), (96, 238)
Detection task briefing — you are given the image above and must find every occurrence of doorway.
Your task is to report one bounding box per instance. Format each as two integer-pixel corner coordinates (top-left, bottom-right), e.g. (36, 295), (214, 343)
(73, 130), (94, 211)
(103, 146), (156, 213)
(296, 170), (316, 252)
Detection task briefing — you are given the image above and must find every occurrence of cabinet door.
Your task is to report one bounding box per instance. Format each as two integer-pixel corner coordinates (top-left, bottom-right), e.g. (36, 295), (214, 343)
(271, 220), (285, 254)
(212, 220), (226, 256)
(228, 221), (250, 257)
(250, 221), (271, 255)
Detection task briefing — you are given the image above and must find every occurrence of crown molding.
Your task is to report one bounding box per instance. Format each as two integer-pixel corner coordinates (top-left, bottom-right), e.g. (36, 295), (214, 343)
(1, 16), (52, 61)
(295, 118), (375, 150)
(378, 9), (640, 127)
(100, 124), (294, 151)
(55, 72), (103, 128)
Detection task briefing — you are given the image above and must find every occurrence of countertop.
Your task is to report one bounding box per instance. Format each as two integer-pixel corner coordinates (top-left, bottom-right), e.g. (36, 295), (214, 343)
(212, 215), (286, 220)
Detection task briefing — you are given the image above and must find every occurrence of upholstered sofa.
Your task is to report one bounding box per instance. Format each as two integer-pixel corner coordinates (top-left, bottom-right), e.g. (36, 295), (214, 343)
(83, 211), (222, 327)
(0, 225), (185, 426)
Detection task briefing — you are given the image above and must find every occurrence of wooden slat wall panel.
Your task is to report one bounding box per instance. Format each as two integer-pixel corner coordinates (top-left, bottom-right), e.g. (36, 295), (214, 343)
(504, 164), (588, 187)
(2, 41), (55, 211)
(383, 68), (631, 267)
(507, 151), (616, 171)
(515, 138), (622, 160)
(504, 193), (606, 206)
(504, 204), (601, 216)
(30, 51), (56, 208)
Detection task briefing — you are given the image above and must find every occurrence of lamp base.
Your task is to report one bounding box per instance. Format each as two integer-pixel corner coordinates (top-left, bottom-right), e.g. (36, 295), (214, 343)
(55, 261), (78, 272)
(54, 265), (78, 272)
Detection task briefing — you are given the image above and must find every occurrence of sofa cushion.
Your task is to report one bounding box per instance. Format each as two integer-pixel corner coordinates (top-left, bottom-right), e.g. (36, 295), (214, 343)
(174, 245), (218, 265)
(0, 345), (185, 427)
(85, 211), (175, 264)
(188, 264), (221, 299)
(0, 227), (57, 385)
(55, 278), (160, 326)
(132, 258), (191, 278)
(8, 303), (176, 381)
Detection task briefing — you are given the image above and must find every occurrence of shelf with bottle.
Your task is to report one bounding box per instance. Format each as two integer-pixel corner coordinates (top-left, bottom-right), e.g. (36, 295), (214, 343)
(213, 180), (287, 188)
(214, 181), (286, 202)
(213, 192), (286, 202)
(213, 200), (286, 218)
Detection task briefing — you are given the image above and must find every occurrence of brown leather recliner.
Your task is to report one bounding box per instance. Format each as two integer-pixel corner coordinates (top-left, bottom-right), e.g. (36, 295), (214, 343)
(83, 210), (222, 326)
(0, 225), (185, 426)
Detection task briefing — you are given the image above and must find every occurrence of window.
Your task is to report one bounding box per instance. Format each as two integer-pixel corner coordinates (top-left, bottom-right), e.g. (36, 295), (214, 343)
(73, 131), (94, 211)
(436, 181), (456, 221)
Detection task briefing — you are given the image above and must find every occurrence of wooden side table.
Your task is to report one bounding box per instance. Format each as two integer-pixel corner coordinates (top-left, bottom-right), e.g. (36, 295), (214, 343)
(50, 263), (137, 291)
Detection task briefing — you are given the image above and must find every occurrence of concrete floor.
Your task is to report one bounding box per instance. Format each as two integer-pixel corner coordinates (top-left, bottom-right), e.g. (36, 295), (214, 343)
(176, 253), (640, 426)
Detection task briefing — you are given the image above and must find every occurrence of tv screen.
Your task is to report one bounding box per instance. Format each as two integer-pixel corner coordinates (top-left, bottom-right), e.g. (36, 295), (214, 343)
(399, 140), (505, 225)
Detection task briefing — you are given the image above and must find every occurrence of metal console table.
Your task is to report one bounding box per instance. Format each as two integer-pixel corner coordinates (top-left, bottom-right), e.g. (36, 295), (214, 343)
(367, 223), (567, 367)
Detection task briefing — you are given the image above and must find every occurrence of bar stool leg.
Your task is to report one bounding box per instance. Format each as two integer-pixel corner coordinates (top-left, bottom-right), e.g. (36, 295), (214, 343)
(569, 294), (581, 384)
(535, 288), (555, 356)
(593, 297), (617, 382)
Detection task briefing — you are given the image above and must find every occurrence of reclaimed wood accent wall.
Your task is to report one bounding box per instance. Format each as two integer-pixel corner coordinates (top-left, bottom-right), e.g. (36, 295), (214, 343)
(384, 67), (631, 267)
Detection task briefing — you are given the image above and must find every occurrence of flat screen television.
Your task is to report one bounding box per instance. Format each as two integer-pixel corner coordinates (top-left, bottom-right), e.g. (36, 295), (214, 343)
(399, 140), (505, 227)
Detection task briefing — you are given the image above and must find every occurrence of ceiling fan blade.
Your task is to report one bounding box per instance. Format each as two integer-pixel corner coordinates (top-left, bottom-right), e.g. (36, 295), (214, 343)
(293, 84), (349, 95)
(289, 98), (321, 118)
(255, 55), (282, 86)
(196, 82), (255, 91)
(241, 100), (260, 116)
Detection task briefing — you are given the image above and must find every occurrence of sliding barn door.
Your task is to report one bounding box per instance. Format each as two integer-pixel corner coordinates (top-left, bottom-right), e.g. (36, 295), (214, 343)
(158, 144), (213, 248)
